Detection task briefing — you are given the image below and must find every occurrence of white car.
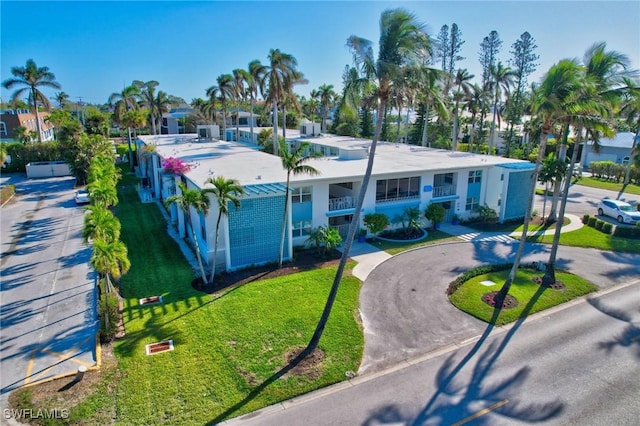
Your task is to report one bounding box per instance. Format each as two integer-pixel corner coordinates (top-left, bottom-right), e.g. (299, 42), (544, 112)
(75, 189), (90, 205)
(597, 199), (640, 224)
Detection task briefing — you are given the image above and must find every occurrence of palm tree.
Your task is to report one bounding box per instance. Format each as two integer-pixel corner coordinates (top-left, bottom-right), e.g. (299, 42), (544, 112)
(466, 83), (483, 153)
(280, 70), (307, 139)
(418, 67), (449, 147)
(305, 8), (432, 353)
(451, 68), (474, 151)
(133, 80), (160, 135)
(206, 74), (234, 141)
(232, 68), (249, 142)
(203, 176), (244, 283)
(83, 205), (121, 244)
(108, 84), (140, 169)
(165, 182), (211, 284)
(265, 49), (299, 154)
(154, 90), (171, 134)
(90, 237), (130, 333)
(88, 178), (119, 208)
(317, 84), (336, 133)
(247, 60), (266, 142)
(488, 62), (516, 154)
(304, 91), (321, 135)
(619, 77), (640, 198)
(2, 59), (62, 142)
(277, 139), (320, 267)
(54, 91), (69, 109)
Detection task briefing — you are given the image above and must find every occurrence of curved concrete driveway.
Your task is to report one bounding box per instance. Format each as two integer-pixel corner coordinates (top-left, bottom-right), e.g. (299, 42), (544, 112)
(358, 240), (640, 375)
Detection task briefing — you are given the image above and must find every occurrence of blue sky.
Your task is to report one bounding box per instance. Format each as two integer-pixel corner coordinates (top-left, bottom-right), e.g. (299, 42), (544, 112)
(1, 1), (639, 107)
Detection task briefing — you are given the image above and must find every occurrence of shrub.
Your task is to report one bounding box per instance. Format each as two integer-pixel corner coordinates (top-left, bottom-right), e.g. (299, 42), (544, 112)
(613, 226), (640, 239)
(425, 203), (446, 229)
(0, 184), (16, 205)
(582, 214), (590, 224)
(162, 157), (192, 175)
(587, 216), (598, 227)
(595, 220), (604, 231)
(602, 222), (613, 234)
(363, 213), (389, 236)
(99, 292), (120, 342)
(305, 225), (342, 257)
(474, 204), (498, 224)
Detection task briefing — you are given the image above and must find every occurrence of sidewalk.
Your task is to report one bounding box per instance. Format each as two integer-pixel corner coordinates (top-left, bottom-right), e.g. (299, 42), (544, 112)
(350, 214), (584, 281)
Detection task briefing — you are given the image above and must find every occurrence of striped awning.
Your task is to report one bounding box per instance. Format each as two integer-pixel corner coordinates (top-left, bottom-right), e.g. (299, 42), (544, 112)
(243, 183), (289, 196)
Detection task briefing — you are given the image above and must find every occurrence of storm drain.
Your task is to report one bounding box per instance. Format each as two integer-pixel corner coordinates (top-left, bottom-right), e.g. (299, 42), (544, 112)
(145, 340), (174, 355)
(139, 295), (163, 306)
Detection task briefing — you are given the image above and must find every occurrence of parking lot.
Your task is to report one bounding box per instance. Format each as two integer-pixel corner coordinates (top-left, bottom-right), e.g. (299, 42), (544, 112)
(0, 176), (97, 397)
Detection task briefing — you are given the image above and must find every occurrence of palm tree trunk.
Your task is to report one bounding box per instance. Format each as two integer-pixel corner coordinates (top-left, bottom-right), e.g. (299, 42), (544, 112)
(403, 104), (411, 144)
(282, 104), (287, 139)
(186, 211), (208, 284)
(618, 127), (639, 200)
(305, 97), (387, 353)
(496, 131), (548, 304)
(489, 94), (498, 155)
(469, 114), (477, 153)
(452, 101), (459, 151)
(548, 124), (569, 222)
(127, 127), (134, 171)
(273, 102), (279, 155)
(209, 213), (223, 283)
(31, 87), (43, 143)
(543, 129), (581, 286)
(250, 97), (255, 143)
(150, 113), (157, 135)
(421, 103), (430, 147)
(278, 173), (291, 268)
(235, 100), (240, 142)
(222, 109), (228, 141)
(103, 274), (111, 333)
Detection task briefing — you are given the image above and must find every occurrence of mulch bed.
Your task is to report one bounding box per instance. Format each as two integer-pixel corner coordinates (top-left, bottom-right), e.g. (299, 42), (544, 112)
(482, 291), (519, 309)
(192, 248), (342, 294)
(379, 228), (426, 240)
(531, 276), (566, 290)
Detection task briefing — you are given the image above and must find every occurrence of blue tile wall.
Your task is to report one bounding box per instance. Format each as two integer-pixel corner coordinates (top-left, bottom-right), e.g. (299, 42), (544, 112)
(504, 171), (533, 220)
(228, 196), (288, 268)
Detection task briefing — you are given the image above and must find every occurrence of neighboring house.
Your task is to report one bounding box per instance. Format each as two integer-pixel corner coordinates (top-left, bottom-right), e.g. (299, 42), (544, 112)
(581, 132), (638, 168)
(138, 131), (534, 274)
(224, 110), (260, 143)
(0, 109), (55, 142)
(161, 108), (194, 134)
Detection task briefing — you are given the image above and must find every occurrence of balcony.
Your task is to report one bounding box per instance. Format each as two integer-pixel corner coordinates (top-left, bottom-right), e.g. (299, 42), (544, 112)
(328, 195), (354, 211)
(433, 184), (456, 198)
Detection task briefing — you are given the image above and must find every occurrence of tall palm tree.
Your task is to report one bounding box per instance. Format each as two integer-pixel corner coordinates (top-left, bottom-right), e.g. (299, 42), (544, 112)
(108, 84), (140, 169)
(154, 90), (171, 134)
(90, 237), (130, 333)
(280, 70), (307, 139)
(305, 8), (432, 353)
(247, 60), (266, 142)
(165, 182), (211, 284)
(488, 62), (516, 154)
(619, 77), (640, 198)
(83, 205), (121, 244)
(203, 176), (244, 283)
(466, 83), (483, 153)
(277, 139), (320, 267)
(317, 84), (336, 133)
(54, 91), (69, 109)
(418, 67), (449, 147)
(206, 74), (234, 141)
(451, 68), (474, 151)
(232, 68), (248, 142)
(2, 59), (62, 142)
(265, 49), (299, 154)
(305, 91), (321, 134)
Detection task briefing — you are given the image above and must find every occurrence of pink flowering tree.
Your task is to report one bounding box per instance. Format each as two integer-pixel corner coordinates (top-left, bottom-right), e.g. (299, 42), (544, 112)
(162, 157), (192, 175)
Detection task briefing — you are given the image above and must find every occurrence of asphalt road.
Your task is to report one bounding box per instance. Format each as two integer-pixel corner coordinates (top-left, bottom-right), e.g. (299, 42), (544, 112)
(223, 282), (640, 426)
(0, 177), (97, 397)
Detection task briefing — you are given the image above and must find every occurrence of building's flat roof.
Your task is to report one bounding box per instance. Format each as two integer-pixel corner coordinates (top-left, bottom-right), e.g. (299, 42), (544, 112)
(140, 133), (531, 190)
(587, 132), (638, 148)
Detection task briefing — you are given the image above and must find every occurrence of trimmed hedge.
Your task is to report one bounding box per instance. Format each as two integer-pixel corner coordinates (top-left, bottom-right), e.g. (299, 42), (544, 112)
(602, 222), (613, 235)
(582, 214), (590, 224)
(613, 226), (640, 239)
(587, 216), (598, 227)
(584, 214), (640, 239)
(595, 220), (604, 231)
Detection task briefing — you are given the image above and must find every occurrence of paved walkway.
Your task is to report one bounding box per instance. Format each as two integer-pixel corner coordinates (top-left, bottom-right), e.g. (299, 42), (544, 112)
(350, 214), (584, 281)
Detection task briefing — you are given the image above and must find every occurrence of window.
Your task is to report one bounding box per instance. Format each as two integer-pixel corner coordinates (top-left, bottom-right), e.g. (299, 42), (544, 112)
(292, 186), (312, 203)
(468, 170), (482, 184)
(466, 197), (480, 211)
(292, 220), (312, 237)
(376, 177), (420, 202)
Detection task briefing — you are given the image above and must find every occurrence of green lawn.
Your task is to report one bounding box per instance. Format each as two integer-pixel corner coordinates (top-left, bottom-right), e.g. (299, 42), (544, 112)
(367, 230), (458, 255)
(62, 179), (363, 424)
(574, 176), (640, 195)
(527, 225), (640, 254)
(450, 268), (597, 326)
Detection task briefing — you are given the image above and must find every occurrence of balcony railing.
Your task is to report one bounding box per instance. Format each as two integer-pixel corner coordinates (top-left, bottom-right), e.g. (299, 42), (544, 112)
(328, 195), (354, 211)
(433, 185), (456, 198)
(330, 223), (350, 238)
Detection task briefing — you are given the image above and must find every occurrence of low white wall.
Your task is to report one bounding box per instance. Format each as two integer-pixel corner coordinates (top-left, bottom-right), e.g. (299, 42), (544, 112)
(26, 161), (71, 178)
